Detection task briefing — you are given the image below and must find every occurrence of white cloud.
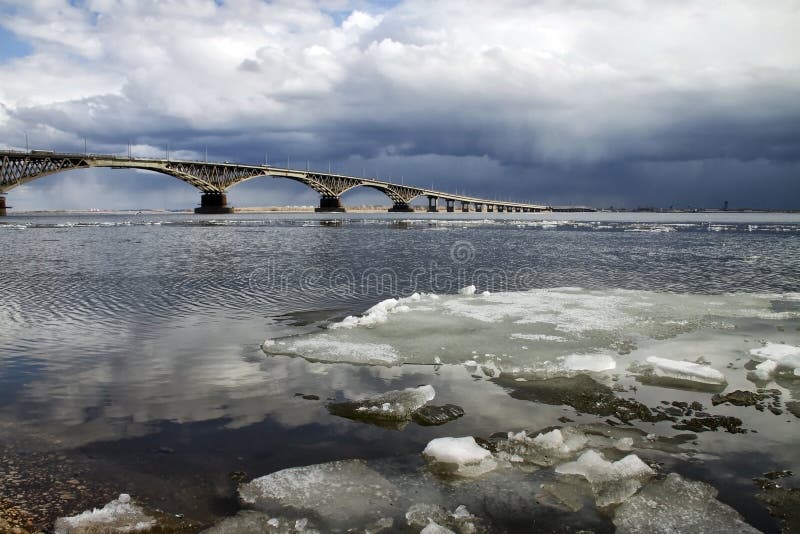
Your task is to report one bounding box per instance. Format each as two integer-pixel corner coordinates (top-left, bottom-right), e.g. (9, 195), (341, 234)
(0, 0), (798, 208)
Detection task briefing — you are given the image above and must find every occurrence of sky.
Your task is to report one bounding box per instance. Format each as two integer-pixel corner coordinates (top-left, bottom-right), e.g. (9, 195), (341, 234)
(0, 0), (798, 210)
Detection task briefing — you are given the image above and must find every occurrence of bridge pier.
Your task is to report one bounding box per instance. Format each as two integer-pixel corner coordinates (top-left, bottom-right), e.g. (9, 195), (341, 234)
(388, 201), (414, 212)
(427, 196), (439, 212)
(461, 201), (470, 212)
(0, 196), (6, 217)
(315, 195), (346, 212)
(474, 203), (483, 212)
(195, 193), (234, 214)
(445, 199), (455, 212)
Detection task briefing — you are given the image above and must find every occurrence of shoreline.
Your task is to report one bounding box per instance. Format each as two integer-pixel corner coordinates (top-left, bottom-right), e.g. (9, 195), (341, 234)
(7, 207), (800, 216)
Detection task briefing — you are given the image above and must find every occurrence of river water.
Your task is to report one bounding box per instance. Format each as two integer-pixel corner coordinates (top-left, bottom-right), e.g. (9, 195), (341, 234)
(1, 212), (799, 532)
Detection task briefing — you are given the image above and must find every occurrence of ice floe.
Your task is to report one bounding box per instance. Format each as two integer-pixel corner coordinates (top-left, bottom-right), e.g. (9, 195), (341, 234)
(423, 436), (497, 477)
(613, 472), (760, 533)
(201, 510), (321, 534)
(54, 494), (156, 534)
(264, 335), (399, 364)
(749, 343), (800, 374)
(261, 287), (800, 374)
(239, 460), (397, 526)
(330, 294), (427, 329)
(562, 354), (617, 372)
(555, 450), (655, 507)
(642, 356), (727, 386)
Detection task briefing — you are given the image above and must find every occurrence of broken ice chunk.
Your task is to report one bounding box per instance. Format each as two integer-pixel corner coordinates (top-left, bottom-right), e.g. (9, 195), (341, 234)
(749, 343), (800, 372)
(54, 494), (156, 534)
(239, 460), (397, 526)
(423, 436), (497, 477)
(458, 285), (477, 295)
(555, 450), (654, 507)
(562, 354), (617, 372)
(643, 356), (727, 386)
(753, 359), (780, 380)
(613, 472), (760, 533)
(420, 522), (456, 534)
(201, 510), (321, 534)
(328, 385), (435, 427)
(406, 503), (450, 529)
(494, 427), (588, 467)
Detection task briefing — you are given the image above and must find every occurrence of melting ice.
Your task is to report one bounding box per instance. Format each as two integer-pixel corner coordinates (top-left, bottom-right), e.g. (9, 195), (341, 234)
(263, 288), (800, 380)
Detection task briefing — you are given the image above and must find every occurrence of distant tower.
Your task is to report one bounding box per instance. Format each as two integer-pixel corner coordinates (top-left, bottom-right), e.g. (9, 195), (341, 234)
(723, 200), (729, 211)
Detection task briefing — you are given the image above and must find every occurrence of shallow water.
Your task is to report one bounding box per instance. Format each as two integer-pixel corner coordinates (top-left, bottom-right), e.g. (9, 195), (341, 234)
(1, 211), (799, 532)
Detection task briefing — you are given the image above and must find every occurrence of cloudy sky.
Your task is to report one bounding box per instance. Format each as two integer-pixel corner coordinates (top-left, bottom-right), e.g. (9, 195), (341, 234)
(0, 0), (798, 210)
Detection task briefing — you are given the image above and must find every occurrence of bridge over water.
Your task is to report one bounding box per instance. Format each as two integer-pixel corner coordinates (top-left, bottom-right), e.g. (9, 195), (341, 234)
(0, 150), (561, 216)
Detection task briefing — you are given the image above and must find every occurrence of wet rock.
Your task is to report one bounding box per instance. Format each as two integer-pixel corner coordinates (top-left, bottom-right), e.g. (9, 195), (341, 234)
(672, 415), (745, 433)
(327, 385), (436, 428)
(492, 374), (668, 424)
(301, 394), (319, 401)
(228, 471), (248, 483)
(412, 404), (465, 426)
(711, 390), (764, 406)
(786, 401), (800, 419)
(764, 470), (793, 480)
(0, 516), (30, 534)
(757, 485), (800, 534)
(614, 473), (760, 533)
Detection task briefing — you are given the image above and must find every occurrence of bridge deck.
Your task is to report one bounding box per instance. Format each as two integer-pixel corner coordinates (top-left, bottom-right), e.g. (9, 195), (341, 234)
(0, 150), (554, 212)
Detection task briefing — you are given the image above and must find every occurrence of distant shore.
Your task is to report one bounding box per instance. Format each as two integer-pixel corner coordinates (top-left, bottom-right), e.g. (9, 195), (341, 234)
(9, 206), (799, 215)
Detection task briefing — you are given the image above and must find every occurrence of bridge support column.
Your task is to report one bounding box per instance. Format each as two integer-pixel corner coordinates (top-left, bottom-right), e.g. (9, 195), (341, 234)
(427, 196), (439, 212)
(446, 199), (455, 212)
(195, 193), (234, 214)
(388, 201), (414, 212)
(0, 196), (6, 217)
(474, 203), (483, 212)
(315, 195), (346, 212)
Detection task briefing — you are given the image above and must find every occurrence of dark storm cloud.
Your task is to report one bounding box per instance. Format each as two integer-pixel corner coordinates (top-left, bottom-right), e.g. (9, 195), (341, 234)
(0, 0), (798, 209)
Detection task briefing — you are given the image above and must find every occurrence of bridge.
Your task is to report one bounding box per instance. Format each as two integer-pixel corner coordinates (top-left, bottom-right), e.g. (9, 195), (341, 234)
(0, 150), (556, 216)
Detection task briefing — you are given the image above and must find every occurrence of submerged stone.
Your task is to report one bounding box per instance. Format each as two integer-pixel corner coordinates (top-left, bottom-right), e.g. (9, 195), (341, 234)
(493, 374), (667, 423)
(672, 415), (745, 433)
(412, 404), (465, 426)
(613, 473), (760, 533)
(786, 401), (800, 419)
(757, 484), (800, 534)
(327, 385), (436, 427)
